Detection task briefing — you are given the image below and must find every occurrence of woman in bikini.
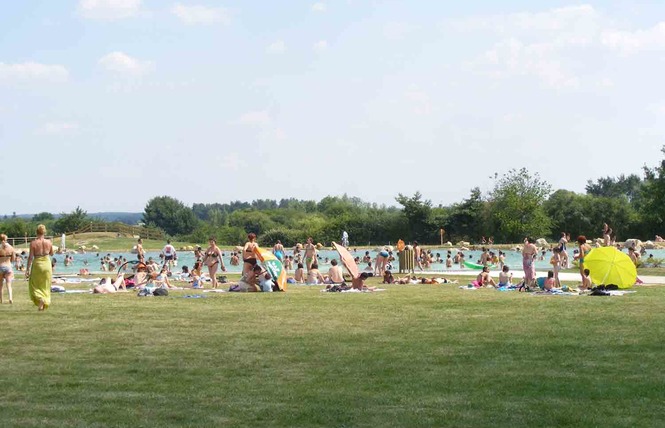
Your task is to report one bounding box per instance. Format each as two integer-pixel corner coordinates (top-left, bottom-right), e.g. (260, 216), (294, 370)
(25, 224), (54, 311)
(522, 237), (538, 288)
(0, 234), (16, 304)
(575, 235), (592, 282)
(242, 233), (258, 278)
(204, 237), (226, 289)
(273, 240), (285, 262)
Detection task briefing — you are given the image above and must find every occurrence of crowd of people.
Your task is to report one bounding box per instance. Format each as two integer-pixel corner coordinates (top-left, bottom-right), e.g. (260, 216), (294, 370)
(1, 221), (655, 310)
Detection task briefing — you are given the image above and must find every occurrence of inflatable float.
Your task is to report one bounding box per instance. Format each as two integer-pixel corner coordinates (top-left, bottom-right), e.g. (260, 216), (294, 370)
(463, 261), (496, 270)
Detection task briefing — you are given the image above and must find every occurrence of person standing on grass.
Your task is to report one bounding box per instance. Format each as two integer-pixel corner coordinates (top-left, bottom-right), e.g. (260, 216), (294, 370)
(522, 237), (538, 288)
(25, 224), (54, 311)
(575, 236), (592, 282)
(0, 234), (15, 304)
(242, 233), (259, 277)
(204, 237), (226, 289)
(304, 237), (317, 272)
(550, 248), (562, 288)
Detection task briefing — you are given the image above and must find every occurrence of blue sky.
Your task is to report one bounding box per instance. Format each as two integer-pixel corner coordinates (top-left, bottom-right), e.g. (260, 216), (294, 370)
(2, 1), (665, 214)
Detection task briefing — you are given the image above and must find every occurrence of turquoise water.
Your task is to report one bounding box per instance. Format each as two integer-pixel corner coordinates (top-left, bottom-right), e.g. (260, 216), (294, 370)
(25, 247), (663, 276)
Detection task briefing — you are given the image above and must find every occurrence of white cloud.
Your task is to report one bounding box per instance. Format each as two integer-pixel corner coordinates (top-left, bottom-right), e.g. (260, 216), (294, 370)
(597, 77), (614, 88)
(647, 101), (665, 116)
(474, 38), (580, 88)
(236, 110), (272, 126)
(601, 22), (665, 54)
(78, 0), (141, 20)
(0, 62), (69, 83)
(313, 40), (328, 52)
(36, 122), (79, 135)
(311, 2), (326, 13)
(258, 127), (287, 143)
(98, 51), (153, 76)
(266, 40), (286, 55)
(458, 5), (606, 88)
(171, 4), (230, 25)
(456, 4), (598, 34)
(404, 87), (432, 115)
(235, 111), (285, 142)
(219, 153), (248, 172)
(383, 22), (419, 40)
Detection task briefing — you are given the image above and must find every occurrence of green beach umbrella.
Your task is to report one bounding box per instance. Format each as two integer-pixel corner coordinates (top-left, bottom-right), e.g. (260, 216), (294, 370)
(584, 247), (637, 289)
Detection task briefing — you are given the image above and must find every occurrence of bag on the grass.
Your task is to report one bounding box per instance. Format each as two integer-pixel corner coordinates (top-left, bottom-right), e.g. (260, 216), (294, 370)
(153, 288), (169, 296)
(218, 275), (228, 284)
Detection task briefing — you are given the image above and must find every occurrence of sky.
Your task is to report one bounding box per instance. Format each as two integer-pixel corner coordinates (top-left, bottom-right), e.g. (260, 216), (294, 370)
(2, 0), (665, 215)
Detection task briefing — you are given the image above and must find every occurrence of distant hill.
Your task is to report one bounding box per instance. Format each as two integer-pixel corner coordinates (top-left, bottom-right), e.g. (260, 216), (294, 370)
(3, 212), (143, 225)
(89, 212), (143, 224)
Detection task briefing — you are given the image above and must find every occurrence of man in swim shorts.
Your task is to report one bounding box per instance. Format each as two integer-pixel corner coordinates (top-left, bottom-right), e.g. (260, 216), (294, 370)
(136, 238), (145, 262)
(163, 240), (176, 272)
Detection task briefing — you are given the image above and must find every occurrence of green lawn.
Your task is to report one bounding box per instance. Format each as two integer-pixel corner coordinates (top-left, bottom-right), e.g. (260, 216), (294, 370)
(1, 278), (663, 427)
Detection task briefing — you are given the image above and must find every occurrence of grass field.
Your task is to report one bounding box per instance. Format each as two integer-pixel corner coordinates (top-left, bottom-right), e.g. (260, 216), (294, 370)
(1, 277), (664, 427)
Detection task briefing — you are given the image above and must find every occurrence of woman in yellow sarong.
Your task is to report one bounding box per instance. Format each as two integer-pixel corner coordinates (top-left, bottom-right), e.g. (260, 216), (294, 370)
(25, 224), (54, 311)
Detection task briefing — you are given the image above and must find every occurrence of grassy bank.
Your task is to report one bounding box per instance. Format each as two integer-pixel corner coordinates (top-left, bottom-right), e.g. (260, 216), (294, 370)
(1, 277), (663, 427)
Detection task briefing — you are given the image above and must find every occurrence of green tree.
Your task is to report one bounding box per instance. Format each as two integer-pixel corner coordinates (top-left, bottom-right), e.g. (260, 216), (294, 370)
(543, 190), (591, 239)
(0, 218), (30, 237)
(53, 207), (89, 234)
(143, 196), (197, 236)
(637, 146), (665, 236)
(32, 212), (54, 222)
(228, 210), (276, 236)
(488, 168), (552, 242)
(395, 192), (433, 242)
(445, 188), (487, 242)
(585, 174), (642, 202)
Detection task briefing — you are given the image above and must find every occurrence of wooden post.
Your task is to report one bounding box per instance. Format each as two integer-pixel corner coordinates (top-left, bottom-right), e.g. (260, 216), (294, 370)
(440, 228), (445, 246)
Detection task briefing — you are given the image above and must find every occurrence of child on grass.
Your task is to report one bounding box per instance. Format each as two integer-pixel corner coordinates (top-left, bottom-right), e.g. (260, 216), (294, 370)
(294, 263), (305, 283)
(581, 268), (592, 290)
(544, 270), (556, 291)
(498, 265), (512, 287)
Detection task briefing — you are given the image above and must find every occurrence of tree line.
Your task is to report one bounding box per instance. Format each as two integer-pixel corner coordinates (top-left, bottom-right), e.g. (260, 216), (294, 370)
(3, 148), (665, 246)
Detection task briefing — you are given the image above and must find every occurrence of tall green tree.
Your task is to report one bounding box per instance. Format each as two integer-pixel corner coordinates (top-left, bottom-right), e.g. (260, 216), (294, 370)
(637, 146), (665, 236)
(543, 190), (591, 239)
(0, 218), (30, 237)
(53, 206), (89, 234)
(445, 187), (487, 242)
(143, 196), (197, 236)
(228, 210), (276, 236)
(585, 174), (642, 202)
(488, 168), (552, 242)
(395, 192), (433, 243)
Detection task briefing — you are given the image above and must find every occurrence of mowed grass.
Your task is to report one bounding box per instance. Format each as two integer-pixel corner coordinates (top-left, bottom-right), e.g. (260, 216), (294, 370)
(1, 278), (664, 427)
